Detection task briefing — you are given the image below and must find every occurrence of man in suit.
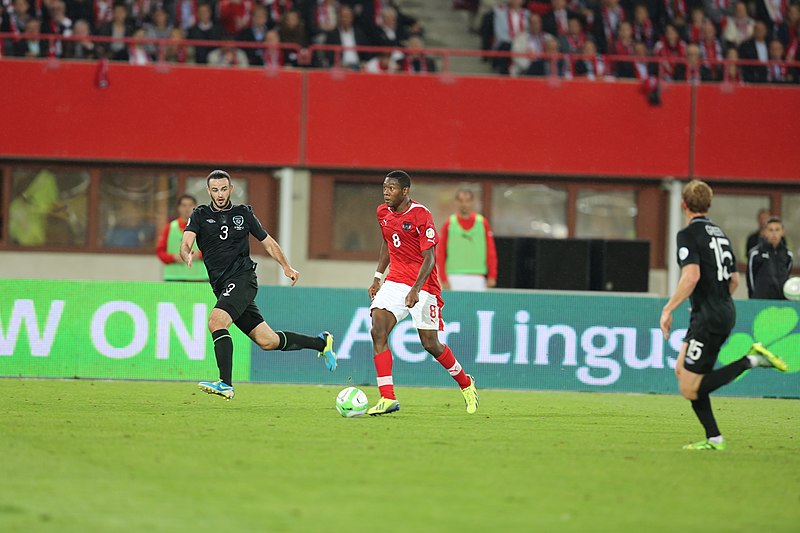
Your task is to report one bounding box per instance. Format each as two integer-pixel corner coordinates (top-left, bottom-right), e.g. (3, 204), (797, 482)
(238, 4), (269, 66)
(739, 21), (770, 83)
(543, 0), (577, 37)
(322, 4), (371, 69)
(186, 2), (223, 64)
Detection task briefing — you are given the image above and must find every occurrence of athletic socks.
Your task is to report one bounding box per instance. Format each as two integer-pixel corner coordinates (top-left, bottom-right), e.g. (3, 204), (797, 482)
(435, 345), (471, 389)
(275, 331), (325, 352)
(691, 393), (721, 439)
(698, 356), (750, 395)
(212, 329), (233, 386)
(373, 349), (395, 400)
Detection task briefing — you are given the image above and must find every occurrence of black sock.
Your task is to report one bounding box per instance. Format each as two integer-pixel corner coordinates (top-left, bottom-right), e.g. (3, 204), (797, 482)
(275, 331), (325, 352)
(691, 393), (720, 439)
(698, 356), (750, 395)
(212, 329), (233, 386)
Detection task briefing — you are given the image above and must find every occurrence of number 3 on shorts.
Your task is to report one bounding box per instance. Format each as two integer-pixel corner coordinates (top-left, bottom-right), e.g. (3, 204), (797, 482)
(687, 339), (704, 361)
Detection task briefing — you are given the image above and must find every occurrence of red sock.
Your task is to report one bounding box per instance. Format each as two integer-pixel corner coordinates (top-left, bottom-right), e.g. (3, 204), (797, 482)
(436, 345), (471, 389)
(374, 349), (395, 400)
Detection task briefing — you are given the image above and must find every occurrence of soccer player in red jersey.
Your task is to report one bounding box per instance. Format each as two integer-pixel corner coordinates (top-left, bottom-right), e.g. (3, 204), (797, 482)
(366, 170), (479, 415)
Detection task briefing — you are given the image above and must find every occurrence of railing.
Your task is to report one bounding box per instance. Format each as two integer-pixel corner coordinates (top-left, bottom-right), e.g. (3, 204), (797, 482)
(2, 32), (799, 86)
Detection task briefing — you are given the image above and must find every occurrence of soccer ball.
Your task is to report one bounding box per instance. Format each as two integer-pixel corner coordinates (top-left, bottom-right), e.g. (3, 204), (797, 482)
(784, 277), (800, 301)
(335, 387), (368, 418)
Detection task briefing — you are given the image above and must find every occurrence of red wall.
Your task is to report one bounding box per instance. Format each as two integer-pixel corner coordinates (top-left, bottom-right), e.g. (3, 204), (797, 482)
(1, 59), (798, 182)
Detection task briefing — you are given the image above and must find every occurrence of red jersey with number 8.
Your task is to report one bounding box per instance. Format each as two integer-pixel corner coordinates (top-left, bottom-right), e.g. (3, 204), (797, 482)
(377, 202), (442, 297)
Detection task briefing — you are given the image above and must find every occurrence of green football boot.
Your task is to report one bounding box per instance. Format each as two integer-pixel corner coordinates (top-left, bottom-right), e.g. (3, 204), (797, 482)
(747, 343), (788, 373)
(682, 439), (727, 451)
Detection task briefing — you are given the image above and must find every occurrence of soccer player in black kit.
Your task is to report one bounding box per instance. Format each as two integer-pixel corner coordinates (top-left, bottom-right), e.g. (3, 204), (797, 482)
(180, 170), (337, 400)
(660, 180), (787, 450)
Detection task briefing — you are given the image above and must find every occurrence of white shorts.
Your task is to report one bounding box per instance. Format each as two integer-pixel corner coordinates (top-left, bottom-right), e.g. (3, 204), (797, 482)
(447, 273), (487, 292)
(370, 280), (443, 330)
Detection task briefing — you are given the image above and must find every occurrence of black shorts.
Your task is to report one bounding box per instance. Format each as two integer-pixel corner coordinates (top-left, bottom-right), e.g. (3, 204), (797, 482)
(213, 270), (264, 335)
(682, 323), (732, 374)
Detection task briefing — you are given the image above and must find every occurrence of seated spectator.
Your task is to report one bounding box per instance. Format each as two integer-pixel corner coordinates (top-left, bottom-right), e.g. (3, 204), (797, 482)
(492, 0), (529, 74)
(559, 16), (587, 54)
(757, 0), (789, 35)
(631, 2), (655, 50)
(164, 27), (194, 63)
(699, 19), (723, 81)
(218, 0), (254, 37)
(525, 35), (568, 76)
(739, 21), (769, 83)
(128, 27), (153, 65)
(653, 23), (686, 80)
(8, 0), (32, 34)
(264, 0), (293, 30)
(90, 0), (114, 31)
(363, 50), (399, 73)
(186, 2), (222, 64)
(64, 18), (97, 59)
(701, 0), (734, 25)
(722, 46), (743, 82)
(144, 6), (174, 57)
(128, 0), (154, 29)
(172, 0), (200, 33)
(309, 0), (339, 41)
(766, 39), (792, 82)
(573, 38), (610, 80)
(262, 29), (285, 67)
(359, 0), (420, 38)
(611, 21), (636, 77)
(723, 1), (754, 49)
(543, 0), (576, 37)
(13, 17), (48, 57)
(685, 42), (713, 81)
(373, 6), (409, 47)
(399, 34), (436, 73)
(511, 12), (551, 76)
(98, 2), (132, 61)
(684, 5), (706, 44)
(238, 4), (269, 65)
(279, 9), (308, 48)
(207, 44), (249, 66)
(322, 5), (370, 69)
(43, 0), (73, 58)
(628, 39), (658, 80)
(776, 4), (799, 48)
(593, 0), (625, 54)
(658, 0), (689, 34)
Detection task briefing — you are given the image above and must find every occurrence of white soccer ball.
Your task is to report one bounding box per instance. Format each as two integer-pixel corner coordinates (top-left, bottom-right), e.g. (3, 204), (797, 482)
(335, 387), (368, 418)
(784, 276), (800, 301)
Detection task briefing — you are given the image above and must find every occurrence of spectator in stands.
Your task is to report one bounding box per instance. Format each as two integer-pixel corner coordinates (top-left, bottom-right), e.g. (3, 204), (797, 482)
(261, 29), (285, 67)
(218, 0), (254, 37)
(264, 0), (292, 30)
(559, 15), (587, 54)
(654, 22), (686, 80)
(373, 6), (408, 47)
(322, 5), (370, 69)
(144, 6), (173, 57)
(12, 17), (43, 57)
(436, 188), (498, 291)
(526, 35), (568, 76)
(8, 0), (33, 35)
(632, 2), (655, 50)
(279, 9), (308, 49)
(543, 0), (574, 38)
(207, 44), (250, 66)
(766, 38), (792, 82)
(45, 0), (73, 58)
(593, 0), (625, 54)
(699, 18), (723, 81)
(238, 4), (269, 65)
(723, 46), (743, 82)
(701, 0), (734, 26)
(723, 1), (754, 49)
(128, 0), (154, 29)
(399, 34), (437, 73)
(573, 38), (610, 79)
(309, 0), (338, 41)
(657, 0), (689, 34)
(612, 20), (636, 77)
(64, 18), (97, 59)
(172, 0), (200, 33)
(511, 12), (550, 76)
(739, 21), (770, 83)
(187, 2), (222, 64)
(164, 27), (194, 63)
(359, 0), (420, 38)
(757, 0), (790, 36)
(747, 216), (793, 299)
(64, 0), (93, 30)
(685, 42), (711, 81)
(98, 2), (132, 61)
(492, 0), (529, 73)
(128, 27), (153, 64)
(363, 50), (399, 73)
(684, 5), (706, 44)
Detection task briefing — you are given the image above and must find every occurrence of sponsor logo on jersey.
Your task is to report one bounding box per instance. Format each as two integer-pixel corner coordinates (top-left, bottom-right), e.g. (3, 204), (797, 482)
(232, 215), (244, 230)
(425, 228), (435, 239)
(402, 221), (412, 231)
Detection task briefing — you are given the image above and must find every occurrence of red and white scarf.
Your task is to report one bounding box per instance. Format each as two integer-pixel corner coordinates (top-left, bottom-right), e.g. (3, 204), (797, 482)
(94, 0), (113, 27)
(507, 7), (525, 40)
(602, 6), (625, 47)
(768, 60), (788, 81)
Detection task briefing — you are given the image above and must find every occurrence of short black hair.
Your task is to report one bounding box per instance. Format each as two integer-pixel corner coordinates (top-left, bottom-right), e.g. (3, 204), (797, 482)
(385, 170), (411, 189)
(206, 170), (231, 186)
(177, 194), (197, 206)
(766, 216), (783, 226)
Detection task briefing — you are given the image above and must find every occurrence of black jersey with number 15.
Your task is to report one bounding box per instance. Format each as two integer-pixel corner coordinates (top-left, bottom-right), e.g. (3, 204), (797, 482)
(676, 216), (737, 332)
(185, 204), (269, 292)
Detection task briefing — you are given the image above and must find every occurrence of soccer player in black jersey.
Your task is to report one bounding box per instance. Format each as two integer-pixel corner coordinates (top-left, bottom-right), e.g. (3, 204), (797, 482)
(660, 180), (787, 450)
(180, 170), (337, 400)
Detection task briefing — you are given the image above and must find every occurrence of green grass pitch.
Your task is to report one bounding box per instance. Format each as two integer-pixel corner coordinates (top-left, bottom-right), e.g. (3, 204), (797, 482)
(1, 379), (798, 532)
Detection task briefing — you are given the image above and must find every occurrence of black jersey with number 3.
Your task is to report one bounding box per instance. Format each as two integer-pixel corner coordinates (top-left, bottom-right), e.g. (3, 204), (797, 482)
(676, 216), (737, 333)
(185, 204), (269, 292)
